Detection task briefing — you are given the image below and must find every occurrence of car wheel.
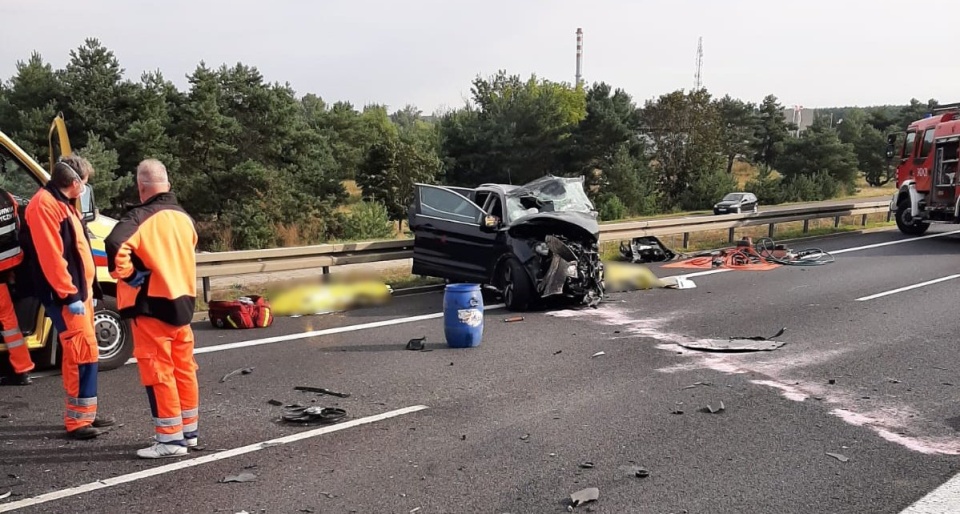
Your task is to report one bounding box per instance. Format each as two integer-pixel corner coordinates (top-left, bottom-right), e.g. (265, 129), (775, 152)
(94, 297), (133, 371)
(499, 258), (534, 312)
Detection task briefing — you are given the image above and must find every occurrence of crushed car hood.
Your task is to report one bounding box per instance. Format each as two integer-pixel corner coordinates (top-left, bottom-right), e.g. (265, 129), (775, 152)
(508, 211), (599, 241)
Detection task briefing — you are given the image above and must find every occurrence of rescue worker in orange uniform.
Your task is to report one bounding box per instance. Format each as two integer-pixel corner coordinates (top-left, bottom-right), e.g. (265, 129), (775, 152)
(23, 155), (115, 439)
(105, 159), (199, 459)
(0, 187), (35, 386)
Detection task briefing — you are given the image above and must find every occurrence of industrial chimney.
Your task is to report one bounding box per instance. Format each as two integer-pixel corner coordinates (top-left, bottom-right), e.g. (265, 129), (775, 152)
(575, 28), (583, 87)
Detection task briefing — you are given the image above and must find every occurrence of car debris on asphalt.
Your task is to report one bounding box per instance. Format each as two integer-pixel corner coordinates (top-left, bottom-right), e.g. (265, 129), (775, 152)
(294, 386), (351, 398)
(703, 401), (726, 414)
(678, 328), (786, 353)
(826, 452), (850, 462)
(406, 337), (426, 351)
(0, 491), (11, 500)
(280, 405), (347, 425)
(220, 367), (255, 383)
(569, 487), (600, 509)
(220, 472), (257, 483)
(619, 236), (680, 264)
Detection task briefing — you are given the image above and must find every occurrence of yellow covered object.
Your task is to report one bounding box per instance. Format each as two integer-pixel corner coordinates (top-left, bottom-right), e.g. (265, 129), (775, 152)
(267, 281), (393, 316)
(603, 261), (666, 292)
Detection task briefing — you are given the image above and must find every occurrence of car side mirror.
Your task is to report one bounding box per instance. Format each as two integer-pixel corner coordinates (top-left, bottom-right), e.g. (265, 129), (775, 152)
(481, 215), (500, 232)
(79, 184), (97, 223)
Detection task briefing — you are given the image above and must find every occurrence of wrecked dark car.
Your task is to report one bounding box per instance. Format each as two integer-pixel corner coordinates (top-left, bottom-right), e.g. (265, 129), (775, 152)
(408, 175), (605, 311)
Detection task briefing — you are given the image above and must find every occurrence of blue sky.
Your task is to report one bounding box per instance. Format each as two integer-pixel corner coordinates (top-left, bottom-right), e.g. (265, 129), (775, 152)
(1, 0), (954, 114)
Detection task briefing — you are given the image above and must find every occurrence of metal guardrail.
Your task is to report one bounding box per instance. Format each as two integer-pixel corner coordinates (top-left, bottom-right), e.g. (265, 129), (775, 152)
(196, 200), (892, 301)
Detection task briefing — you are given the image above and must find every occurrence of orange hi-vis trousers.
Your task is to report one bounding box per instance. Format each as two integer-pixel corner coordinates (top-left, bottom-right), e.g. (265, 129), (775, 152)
(56, 297), (99, 431)
(0, 283), (33, 374)
(132, 316), (199, 445)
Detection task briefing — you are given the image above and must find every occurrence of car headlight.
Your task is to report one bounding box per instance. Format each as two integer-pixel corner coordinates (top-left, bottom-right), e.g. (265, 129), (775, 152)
(565, 263), (578, 278)
(535, 242), (550, 256)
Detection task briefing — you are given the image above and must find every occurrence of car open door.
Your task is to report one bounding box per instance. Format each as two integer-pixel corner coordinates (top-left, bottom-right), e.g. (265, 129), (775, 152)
(408, 184), (499, 283)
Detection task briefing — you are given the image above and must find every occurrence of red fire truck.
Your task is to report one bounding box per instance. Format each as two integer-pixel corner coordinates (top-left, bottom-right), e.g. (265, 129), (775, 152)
(888, 104), (960, 235)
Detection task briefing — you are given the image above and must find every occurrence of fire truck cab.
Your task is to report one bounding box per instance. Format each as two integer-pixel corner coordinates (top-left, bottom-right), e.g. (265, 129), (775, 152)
(888, 104), (960, 235)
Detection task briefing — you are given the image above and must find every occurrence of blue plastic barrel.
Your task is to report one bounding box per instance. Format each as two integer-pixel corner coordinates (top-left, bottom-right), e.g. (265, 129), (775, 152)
(443, 283), (484, 348)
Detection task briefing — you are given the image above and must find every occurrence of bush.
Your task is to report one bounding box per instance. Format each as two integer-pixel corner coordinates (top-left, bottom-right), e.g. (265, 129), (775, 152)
(598, 195), (627, 222)
(677, 169), (740, 211)
(342, 201), (395, 241)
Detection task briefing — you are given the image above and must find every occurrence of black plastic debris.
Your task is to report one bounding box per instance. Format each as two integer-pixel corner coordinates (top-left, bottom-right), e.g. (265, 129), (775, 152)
(220, 367), (255, 383)
(406, 337), (426, 351)
(826, 452), (849, 462)
(294, 386), (351, 398)
(579, 462), (595, 469)
(619, 236), (678, 263)
(281, 405), (347, 425)
(679, 328), (786, 353)
(267, 399), (284, 406)
(221, 472), (257, 483)
(569, 487), (600, 508)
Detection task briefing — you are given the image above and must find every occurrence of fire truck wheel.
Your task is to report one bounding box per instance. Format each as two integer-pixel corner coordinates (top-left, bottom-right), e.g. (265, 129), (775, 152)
(895, 199), (930, 236)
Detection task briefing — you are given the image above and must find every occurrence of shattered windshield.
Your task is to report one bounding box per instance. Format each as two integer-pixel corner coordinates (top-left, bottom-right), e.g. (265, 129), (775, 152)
(505, 176), (595, 223)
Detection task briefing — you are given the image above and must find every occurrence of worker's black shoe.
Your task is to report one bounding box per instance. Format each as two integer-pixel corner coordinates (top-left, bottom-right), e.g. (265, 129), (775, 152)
(0, 373), (32, 386)
(92, 415), (116, 428)
(66, 426), (102, 440)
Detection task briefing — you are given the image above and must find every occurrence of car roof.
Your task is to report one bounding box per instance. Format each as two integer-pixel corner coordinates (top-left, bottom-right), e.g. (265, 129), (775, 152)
(477, 183), (519, 194)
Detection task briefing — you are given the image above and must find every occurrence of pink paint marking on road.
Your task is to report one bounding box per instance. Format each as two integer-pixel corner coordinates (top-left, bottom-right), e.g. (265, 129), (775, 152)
(549, 304), (960, 456)
(832, 409), (960, 455)
(751, 380), (809, 401)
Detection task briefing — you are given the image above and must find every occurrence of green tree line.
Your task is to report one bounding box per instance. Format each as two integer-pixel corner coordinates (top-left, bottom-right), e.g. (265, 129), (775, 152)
(0, 39), (937, 250)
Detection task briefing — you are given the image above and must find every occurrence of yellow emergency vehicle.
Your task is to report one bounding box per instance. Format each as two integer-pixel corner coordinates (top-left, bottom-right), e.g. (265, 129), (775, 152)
(0, 114), (131, 371)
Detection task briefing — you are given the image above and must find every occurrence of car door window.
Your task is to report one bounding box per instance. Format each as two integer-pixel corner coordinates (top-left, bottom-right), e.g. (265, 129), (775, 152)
(419, 186), (484, 225)
(486, 195), (504, 220)
(0, 146), (42, 204)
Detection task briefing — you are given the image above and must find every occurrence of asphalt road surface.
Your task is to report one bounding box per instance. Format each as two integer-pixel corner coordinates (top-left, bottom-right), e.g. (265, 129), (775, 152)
(7, 226), (960, 513)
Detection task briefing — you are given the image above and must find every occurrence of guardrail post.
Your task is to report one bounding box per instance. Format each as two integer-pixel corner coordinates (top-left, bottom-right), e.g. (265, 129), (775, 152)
(834, 216), (841, 228)
(803, 220), (809, 234)
(861, 214), (868, 227)
(202, 277), (211, 304)
(768, 223), (775, 238)
(322, 266), (330, 275)
(728, 227), (735, 243)
(886, 210), (892, 223)
(682, 232), (690, 249)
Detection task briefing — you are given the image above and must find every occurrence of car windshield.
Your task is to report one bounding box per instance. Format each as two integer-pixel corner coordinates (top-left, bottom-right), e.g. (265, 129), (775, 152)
(722, 193), (744, 202)
(505, 176), (595, 223)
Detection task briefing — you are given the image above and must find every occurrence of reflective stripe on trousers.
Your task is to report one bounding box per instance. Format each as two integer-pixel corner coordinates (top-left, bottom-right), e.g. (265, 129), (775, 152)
(59, 298), (99, 432)
(133, 316), (199, 443)
(0, 282), (34, 374)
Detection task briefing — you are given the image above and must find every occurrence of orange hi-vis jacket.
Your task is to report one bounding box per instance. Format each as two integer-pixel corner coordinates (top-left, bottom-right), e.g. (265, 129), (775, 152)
(22, 185), (97, 306)
(105, 192), (198, 327)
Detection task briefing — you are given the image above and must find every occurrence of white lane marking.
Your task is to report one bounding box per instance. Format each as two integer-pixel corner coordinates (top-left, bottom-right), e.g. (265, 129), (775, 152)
(28, 304), (506, 381)
(0, 405), (428, 513)
(830, 229), (960, 255)
(900, 471), (960, 513)
(189, 302), (504, 357)
(855, 274), (960, 301)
